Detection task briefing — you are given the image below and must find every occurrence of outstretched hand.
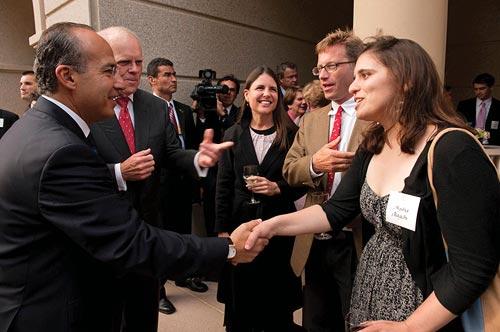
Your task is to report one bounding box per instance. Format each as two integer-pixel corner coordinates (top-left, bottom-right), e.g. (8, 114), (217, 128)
(198, 129), (234, 168)
(244, 219), (274, 251)
(229, 219), (268, 265)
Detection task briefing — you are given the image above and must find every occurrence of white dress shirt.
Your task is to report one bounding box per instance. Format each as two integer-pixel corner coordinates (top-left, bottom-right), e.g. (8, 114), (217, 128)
(310, 97), (357, 197)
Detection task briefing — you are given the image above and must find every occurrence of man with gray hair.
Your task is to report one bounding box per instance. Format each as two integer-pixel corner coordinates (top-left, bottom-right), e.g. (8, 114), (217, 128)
(0, 22), (267, 332)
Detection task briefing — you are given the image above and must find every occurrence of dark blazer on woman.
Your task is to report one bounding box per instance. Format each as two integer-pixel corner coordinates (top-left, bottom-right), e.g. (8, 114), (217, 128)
(215, 121), (305, 328)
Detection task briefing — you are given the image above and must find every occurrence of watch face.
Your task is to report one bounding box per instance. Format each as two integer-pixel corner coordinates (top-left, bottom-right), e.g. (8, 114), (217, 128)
(228, 245), (236, 259)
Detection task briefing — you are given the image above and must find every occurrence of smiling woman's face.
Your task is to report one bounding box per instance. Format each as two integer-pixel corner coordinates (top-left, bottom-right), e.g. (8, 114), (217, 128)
(244, 73), (278, 117)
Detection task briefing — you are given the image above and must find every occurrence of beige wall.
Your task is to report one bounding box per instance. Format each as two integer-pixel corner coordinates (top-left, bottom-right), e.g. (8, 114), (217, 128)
(353, 0), (448, 80)
(96, 0), (353, 105)
(445, 0), (500, 105)
(0, 0), (36, 115)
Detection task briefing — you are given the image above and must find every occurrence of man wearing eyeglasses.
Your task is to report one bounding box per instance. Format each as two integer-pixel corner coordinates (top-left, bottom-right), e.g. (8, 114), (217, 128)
(283, 29), (370, 331)
(90, 27), (233, 332)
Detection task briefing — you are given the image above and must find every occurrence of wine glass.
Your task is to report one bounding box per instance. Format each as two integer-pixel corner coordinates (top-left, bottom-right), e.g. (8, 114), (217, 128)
(243, 165), (260, 204)
(310, 191), (332, 240)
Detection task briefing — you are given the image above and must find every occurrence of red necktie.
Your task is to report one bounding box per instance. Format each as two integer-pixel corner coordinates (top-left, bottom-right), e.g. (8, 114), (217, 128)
(326, 106), (343, 194)
(116, 97), (135, 154)
(168, 102), (179, 134)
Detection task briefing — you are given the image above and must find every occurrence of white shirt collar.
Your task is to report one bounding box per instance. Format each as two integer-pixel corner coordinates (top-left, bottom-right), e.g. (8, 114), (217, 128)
(328, 97), (356, 117)
(42, 95), (90, 138)
(477, 97), (492, 107)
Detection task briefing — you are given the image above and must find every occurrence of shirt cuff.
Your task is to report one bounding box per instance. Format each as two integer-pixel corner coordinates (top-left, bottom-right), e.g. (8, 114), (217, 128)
(114, 163), (127, 191)
(194, 152), (208, 177)
(309, 159), (324, 178)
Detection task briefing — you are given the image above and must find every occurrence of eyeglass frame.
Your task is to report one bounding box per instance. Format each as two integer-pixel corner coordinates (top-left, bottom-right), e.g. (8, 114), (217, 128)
(311, 61), (355, 76)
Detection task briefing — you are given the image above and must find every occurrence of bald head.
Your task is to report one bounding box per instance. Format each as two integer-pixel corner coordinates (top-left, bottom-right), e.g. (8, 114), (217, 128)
(99, 26), (144, 95)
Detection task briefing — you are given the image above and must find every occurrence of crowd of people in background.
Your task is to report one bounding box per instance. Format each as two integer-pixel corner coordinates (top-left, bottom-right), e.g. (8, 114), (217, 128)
(0, 22), (498, 332)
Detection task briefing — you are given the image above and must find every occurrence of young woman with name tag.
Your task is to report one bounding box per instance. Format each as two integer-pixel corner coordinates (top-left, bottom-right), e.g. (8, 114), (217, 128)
(246, 36), (499, 332)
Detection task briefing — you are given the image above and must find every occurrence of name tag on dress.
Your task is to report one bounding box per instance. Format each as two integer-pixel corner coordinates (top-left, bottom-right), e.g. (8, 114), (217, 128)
(491, 121), (499, 130)
(0, 118), (4, 128)
(386, 191), (420, 231)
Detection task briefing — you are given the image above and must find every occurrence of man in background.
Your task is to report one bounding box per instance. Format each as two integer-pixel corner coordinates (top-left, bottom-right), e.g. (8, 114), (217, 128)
(147, 57), (207, 315)
(19, 70), (39, 109)
(277, 61), (299, 96)
(457, 73), (500, 145)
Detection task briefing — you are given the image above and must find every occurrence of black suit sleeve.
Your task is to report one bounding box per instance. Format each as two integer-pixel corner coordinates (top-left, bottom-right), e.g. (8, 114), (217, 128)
(38, 143), (227, 280)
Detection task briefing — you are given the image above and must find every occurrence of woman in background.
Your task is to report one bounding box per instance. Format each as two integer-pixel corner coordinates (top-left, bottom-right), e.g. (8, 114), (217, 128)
(215, 66), (305, 332)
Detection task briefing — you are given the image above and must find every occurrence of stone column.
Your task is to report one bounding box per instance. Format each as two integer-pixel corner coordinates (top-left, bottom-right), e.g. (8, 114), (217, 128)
(353, 0), (448, 80)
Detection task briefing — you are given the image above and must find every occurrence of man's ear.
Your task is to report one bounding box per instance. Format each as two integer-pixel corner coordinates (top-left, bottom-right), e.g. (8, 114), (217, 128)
(147, 75), (155, 87)
(55, 65), (77, 90)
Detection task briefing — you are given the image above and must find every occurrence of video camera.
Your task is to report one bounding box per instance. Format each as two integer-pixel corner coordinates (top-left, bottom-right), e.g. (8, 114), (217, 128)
(190, 69), (229, 111)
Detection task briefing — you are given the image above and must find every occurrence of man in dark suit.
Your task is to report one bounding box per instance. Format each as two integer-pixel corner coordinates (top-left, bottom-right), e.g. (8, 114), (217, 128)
(0, 108), (19, 140)
(90, 27), (226, 330)
(146, 57), (207, 314)
(457, 72), (500, 145)
(0, 22), (266, 332)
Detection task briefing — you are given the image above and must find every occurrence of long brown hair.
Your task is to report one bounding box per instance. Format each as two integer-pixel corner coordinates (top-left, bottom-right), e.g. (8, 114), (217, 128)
(237, 66), (295, 150)
(360, 36), (470, 154)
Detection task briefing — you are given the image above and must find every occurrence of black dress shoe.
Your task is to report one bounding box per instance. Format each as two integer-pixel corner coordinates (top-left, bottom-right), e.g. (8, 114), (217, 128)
(175, 278), (208, 293)
(159, 297), (176, 315)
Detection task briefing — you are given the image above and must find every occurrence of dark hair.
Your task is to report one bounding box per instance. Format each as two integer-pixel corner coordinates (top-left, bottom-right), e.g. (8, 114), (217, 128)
(34, 22), (92, 94)
(276, 62), (297, 80)
(473, 73), (495, 87)
(238, 66), (295, 150)
(217, 74), (240, 94)
(146, 57), (174, 77)
(359, 36), (470, 154)
(21, 70), (35, 76)
(283, 86), (302, 106)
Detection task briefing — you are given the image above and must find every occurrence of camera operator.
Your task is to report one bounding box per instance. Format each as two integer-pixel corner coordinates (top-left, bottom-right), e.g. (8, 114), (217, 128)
(192, 72), (240, 238)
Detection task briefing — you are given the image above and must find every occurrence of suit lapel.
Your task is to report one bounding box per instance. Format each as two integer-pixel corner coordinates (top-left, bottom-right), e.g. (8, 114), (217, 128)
(173, 101), (186, 134)
(96, 117), (131, 158)
(346, 118), (369, 152)
(310, 106), (330, 152)
(240, 127), (259, 166)
(132, 92), (150, 152)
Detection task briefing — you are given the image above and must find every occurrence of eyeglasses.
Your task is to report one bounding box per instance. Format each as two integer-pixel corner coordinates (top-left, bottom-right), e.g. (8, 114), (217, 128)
(312, 61), (354, 76)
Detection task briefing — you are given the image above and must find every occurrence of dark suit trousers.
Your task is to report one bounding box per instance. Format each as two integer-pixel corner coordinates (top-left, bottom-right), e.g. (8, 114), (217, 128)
(120, 274), (160, 332)
(303, 231), (357, 332)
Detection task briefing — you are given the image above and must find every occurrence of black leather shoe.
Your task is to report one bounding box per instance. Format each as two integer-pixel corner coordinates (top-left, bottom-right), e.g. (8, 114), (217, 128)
(175, 278), (208, 293)
(159, 297), (176, 315)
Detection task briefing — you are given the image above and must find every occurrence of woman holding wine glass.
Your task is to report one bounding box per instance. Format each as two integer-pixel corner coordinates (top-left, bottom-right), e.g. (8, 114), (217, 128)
(215, 66), (306, 331)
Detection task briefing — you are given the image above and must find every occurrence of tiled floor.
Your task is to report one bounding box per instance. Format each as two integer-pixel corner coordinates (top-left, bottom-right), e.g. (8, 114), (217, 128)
(158, 281), (302, 331)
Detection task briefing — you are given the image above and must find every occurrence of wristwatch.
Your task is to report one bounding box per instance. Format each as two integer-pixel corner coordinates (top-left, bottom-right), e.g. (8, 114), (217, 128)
(227, 237), (236, 260)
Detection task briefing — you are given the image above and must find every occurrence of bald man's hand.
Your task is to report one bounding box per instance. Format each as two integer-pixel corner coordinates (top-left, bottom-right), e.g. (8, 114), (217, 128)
(198, 129), (234, 168)
(120, 148), (155, 181)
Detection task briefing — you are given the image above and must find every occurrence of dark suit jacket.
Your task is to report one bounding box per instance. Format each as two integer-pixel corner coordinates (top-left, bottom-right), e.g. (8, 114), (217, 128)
(196, 104), (240, 143)
(0, 108), (19, 140)
(90, 89), (197, 226)
(0, 96), (228, 332)
(457, 97), (500, 145)
(160, 100), (200, 233)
